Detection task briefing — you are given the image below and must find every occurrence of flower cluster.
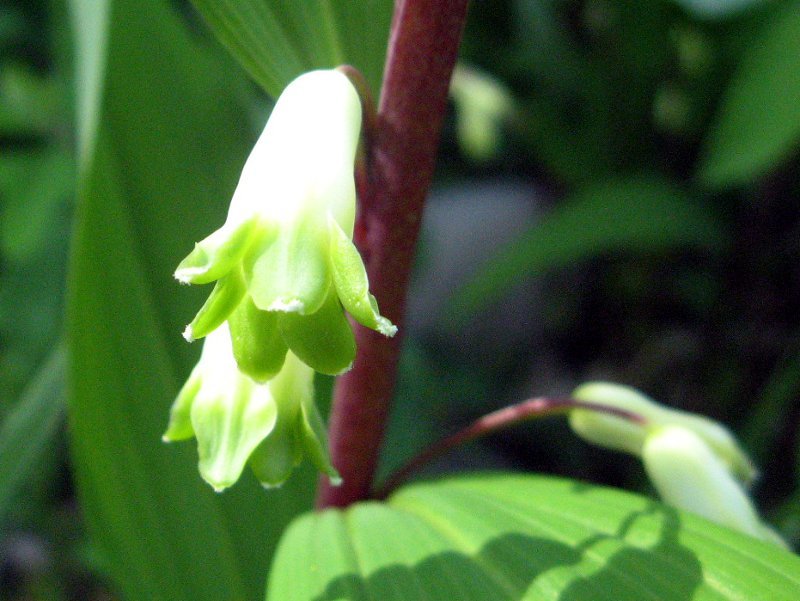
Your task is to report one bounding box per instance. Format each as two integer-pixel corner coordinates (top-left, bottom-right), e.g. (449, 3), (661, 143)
(165, 69), (395, 491)
(569, 382), (785, 546)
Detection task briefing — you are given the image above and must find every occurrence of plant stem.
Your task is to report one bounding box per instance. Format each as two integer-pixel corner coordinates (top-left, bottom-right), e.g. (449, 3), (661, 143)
(316, 0), (469, 509)
(374, 398), (647, 500)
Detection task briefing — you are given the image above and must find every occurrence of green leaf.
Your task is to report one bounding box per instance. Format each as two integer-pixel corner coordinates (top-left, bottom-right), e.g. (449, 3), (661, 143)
(0, 149), (74, 262)
(188, 0), (393, 96)
(699, 1), (800, 187)
(448, 175), (728, 322)
(68, 0), (110, 167)
(66, 1), (315, 599)
(268, 473), (800, 600)
(0, 346), (64, 523)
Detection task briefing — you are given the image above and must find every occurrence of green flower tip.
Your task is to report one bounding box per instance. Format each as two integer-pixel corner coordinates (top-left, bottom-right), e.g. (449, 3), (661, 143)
(163, 324), (337, 491)
(174, 68), (396, 379)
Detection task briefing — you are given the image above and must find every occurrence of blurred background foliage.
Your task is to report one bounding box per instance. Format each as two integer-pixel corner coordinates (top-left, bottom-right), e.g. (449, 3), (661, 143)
(1, 0), (799, 598)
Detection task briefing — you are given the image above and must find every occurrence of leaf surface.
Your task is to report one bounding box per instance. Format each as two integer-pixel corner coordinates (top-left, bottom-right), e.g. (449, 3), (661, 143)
(269, 473), (800, 601)
(188, 0), (393, 96)
(0, 347), (64, 523)
(699, 1), (800, 187)
(67, 1), (315, 599)
(449, 175), (727, 321)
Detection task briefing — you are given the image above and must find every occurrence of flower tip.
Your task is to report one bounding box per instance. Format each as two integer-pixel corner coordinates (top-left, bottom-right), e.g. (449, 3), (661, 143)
(203, 474), (234, 493)
(268, 298), (305, 313)
(328, 474), (343, 487)
(260, 481), (285, 490)
(174, 265), (208, 285)
(182, 325), (195, 343)
(376, 318), (398, 337)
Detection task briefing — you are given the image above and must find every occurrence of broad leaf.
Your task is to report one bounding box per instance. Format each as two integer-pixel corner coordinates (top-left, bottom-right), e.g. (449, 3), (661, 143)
(67, 1), (315, 599)
(269, 473), (800, 600)
(448, 176), (727, 322)
(188, 0), (393, 96)
(699, 1), (800, 187)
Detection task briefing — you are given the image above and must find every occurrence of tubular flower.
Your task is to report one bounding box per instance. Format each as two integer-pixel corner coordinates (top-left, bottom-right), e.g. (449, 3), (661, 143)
(568, 382), (785, 546)
(163, 323), (338, 491)
(174, 69), (396, 379)
(569, 381), (755, 484)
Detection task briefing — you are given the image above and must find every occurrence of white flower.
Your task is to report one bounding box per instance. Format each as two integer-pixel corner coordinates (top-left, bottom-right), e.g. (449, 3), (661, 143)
(568, 382), (785, 546)
(175, 69), (395, 379)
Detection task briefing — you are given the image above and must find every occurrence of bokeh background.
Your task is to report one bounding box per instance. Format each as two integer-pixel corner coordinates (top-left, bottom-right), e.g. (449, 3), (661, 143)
(1, 0), (799, 598)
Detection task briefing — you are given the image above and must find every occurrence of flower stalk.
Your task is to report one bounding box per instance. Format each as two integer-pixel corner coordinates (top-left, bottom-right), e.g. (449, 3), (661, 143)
(316, 0), (470, 508)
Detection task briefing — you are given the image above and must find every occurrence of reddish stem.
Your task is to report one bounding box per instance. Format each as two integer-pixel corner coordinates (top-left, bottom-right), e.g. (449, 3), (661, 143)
(374, 398), (647, 500)
(316, 0), (469, 508)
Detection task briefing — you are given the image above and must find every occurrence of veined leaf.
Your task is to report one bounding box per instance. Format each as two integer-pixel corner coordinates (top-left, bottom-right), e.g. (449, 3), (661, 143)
(448, 175), (727, 322)
(699, 1), (800, 187)
(67, 0), (315, 599)
(188, 0), (393, 97)
(268, 473), (800, 600)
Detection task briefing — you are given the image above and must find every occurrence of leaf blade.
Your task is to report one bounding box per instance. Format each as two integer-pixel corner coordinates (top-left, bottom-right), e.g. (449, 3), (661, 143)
(448, 175), (728, 322)
(188, 0), (392, 96)
(268, 474), (800, 601)
(699, 1), (800, 187)
(66, 0), (316, 599)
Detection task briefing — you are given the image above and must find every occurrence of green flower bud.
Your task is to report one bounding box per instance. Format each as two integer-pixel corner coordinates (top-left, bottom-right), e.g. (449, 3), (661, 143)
(569, 382), (784, 546)
(570, 381), (755, 485)
(163, 323), (338, 491)
(449, 65), (514, 162)
(174, 69), (396, 379)
(643, 426), (786, 547)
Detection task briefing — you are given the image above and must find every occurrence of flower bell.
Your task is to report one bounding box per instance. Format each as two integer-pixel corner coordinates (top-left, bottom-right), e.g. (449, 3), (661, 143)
(568, 382), (785, 546)
(175, 69), (396, 380)
(569, 381), (755, 484)
(163, 323), (338, 491)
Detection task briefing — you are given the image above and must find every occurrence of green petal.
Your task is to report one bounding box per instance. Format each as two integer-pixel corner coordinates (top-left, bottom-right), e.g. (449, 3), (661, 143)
(191, 380), (278, 492)
(247, 410), (302, 488)
(162, 368), (201, 441)
(278, 290), (355, 375)
(328, 216), (397, 336)
(248, 352), (309, 487)
(642, 426), (765, 540)
(184, 269), (246, 341)
(174, 218), (263, 285)
(246, 215), (330, 315)
(298, 392), (341, 484)
(228, 297), (288, 382)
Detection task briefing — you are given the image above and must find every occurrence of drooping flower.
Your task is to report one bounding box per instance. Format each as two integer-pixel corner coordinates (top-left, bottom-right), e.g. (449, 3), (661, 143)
(569, 381), (755, 484)
(642, 425), (785, 546)
(174, 69), (396, 380)
(568, 382), (785, 546)
(163, 322), (338, 491)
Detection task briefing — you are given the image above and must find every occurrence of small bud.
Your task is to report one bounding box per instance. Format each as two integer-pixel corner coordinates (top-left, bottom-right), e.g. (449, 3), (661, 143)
(568, 382), (785, 546)
(570, 382), (755, 485)
(643, 426), (784, 545)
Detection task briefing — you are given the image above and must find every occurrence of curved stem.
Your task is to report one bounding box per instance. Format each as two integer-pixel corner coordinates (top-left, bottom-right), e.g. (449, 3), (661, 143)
(373, 397), (647, 500)
(316, 0), (469, 509)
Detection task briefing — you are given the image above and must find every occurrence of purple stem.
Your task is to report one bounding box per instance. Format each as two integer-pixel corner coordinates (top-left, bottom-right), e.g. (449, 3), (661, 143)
(316, 0), (469, 509)
(374, 397), (647, 500)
